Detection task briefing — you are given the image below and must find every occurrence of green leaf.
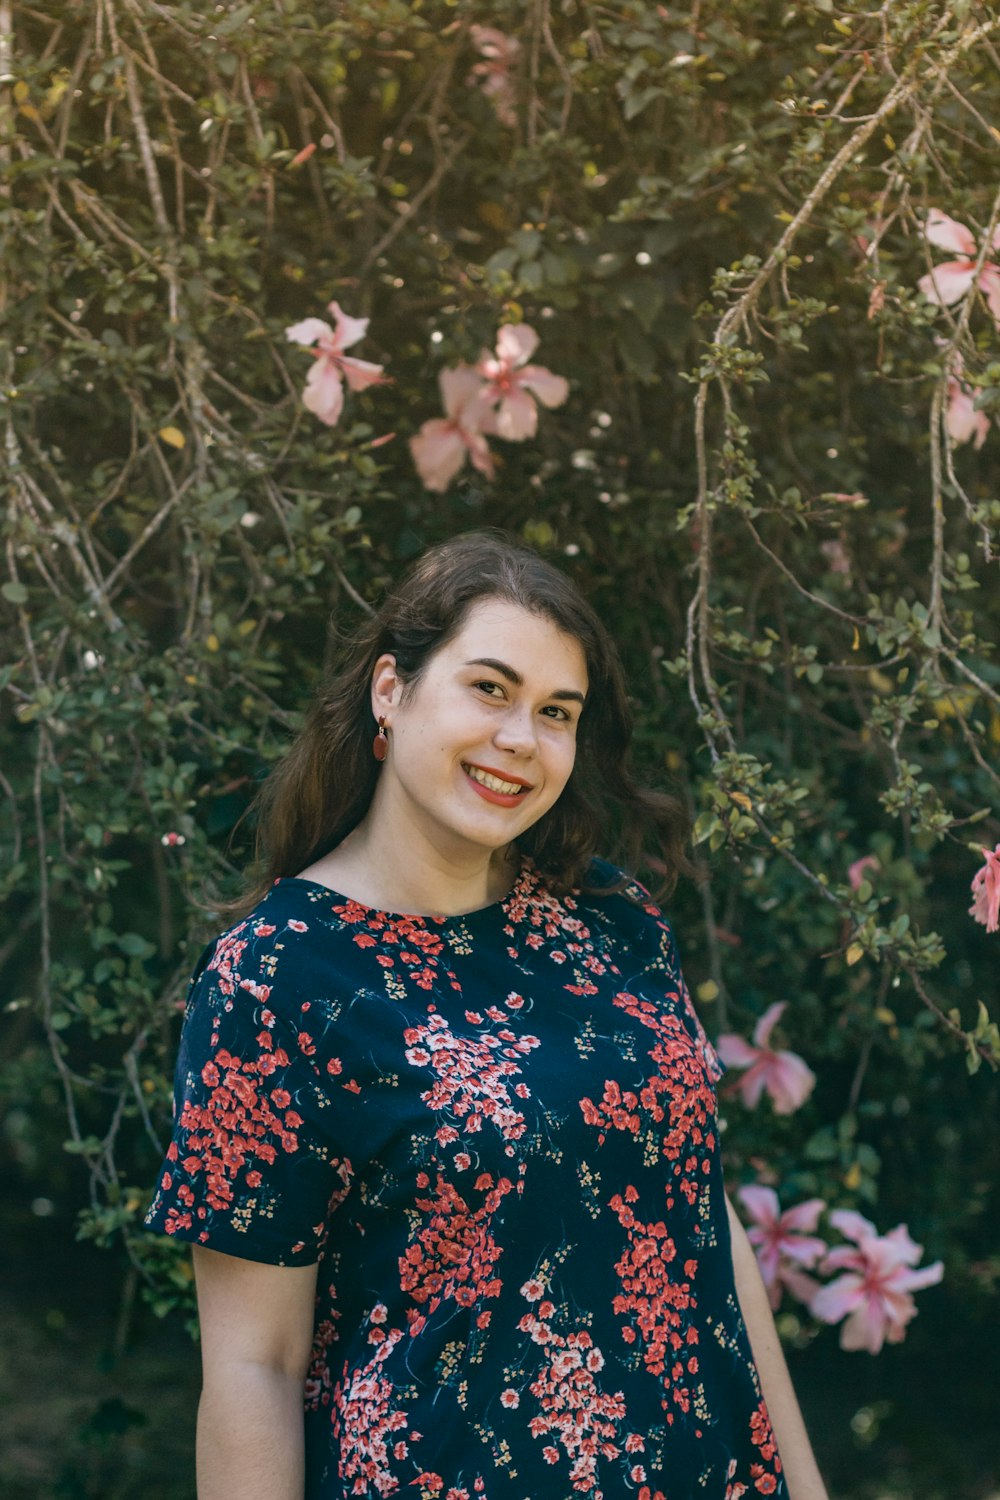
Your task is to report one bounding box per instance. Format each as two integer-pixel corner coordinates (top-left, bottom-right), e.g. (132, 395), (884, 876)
(117, 932), (156, 959)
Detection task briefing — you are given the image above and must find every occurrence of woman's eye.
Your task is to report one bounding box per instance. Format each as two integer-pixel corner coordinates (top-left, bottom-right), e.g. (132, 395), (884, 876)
(541, 705), (570, 721)
(475, 680), (504, 697)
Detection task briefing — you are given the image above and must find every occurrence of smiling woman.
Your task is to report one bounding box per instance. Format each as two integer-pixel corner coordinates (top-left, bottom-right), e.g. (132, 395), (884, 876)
(143, 532), (828, 1500)
(226, 530), (692, 919)
(299, 596), (593, 915)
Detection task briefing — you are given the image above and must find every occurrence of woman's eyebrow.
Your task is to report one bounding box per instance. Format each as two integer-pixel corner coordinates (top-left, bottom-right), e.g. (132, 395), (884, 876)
(464, 657), (587, 706)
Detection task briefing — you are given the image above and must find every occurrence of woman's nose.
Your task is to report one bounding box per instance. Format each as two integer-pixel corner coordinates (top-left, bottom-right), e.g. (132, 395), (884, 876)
(492, 705), (538, 755)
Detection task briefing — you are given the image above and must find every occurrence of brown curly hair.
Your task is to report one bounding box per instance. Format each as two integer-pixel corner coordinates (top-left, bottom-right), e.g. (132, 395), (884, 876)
(224, 531), (693, 916)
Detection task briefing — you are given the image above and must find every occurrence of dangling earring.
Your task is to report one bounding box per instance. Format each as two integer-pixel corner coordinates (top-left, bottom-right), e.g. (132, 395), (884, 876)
(372, 715), (389, 762)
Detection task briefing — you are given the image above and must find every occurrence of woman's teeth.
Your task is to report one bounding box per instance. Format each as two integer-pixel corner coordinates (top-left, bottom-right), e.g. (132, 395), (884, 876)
(464, 765), (527, 795)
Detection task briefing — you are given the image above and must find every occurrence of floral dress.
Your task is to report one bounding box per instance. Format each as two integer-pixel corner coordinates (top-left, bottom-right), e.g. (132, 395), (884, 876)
(145, 860), (784, 1500)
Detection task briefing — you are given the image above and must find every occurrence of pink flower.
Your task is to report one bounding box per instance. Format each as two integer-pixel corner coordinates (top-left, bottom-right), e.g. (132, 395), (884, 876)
(285, 301), (386, 427)
(847, 855), (879, 891)
(946, 375), (989, 448)
(810, 1209), (943, 1353)
(737, 1186), (827, 1311)
(943, 346), (991, 452)
(918, 209), (1000, 328)
(716, 1002), (815, 1114)
(476, 324), (569, 440)
(970, 844), (1000, 933)
(468, 26), (520, 127)
(409, 366), (495, 492)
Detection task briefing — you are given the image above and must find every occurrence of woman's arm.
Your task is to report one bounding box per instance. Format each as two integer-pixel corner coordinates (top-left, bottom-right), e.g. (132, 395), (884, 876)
(726, 1195), (829, 1500)
(192, 1245), (319, 1500)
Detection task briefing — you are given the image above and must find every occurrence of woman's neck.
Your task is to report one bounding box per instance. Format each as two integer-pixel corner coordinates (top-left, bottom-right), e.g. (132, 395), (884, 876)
(297, 811), (519, 917)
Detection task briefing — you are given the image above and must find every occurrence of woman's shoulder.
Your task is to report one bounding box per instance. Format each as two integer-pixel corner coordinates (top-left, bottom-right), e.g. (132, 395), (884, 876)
(183, 879), (355, 1016)
(576, 856), (671, 919)
(564, 857), (680, 959)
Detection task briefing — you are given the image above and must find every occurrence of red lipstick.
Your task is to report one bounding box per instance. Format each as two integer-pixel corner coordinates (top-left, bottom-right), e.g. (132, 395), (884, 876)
(461, 762), (533, 807)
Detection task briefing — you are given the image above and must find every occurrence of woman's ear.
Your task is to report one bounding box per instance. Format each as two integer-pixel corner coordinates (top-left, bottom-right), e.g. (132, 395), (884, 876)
(370, 654), (403, 720)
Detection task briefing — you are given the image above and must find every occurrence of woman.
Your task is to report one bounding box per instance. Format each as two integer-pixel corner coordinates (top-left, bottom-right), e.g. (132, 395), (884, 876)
(146, 532), (827, 1500)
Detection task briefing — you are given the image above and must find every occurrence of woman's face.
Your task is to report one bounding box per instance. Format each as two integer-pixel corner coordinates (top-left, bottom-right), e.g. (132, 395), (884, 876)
(370, 597), (589, 865)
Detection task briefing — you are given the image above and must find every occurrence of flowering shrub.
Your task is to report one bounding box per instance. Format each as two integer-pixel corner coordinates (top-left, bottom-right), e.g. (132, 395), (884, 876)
(3, 2), (1000, 1491)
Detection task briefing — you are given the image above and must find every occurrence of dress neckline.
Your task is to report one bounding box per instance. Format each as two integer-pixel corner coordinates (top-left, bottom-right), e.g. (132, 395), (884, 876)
(272, 858), (534, 925)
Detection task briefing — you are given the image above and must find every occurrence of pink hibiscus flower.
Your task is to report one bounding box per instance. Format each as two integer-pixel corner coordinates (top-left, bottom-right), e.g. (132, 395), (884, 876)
(476, 324), (569, 440)
(810, 1209), (943, 1354)
(285, 301), (386, 427)
(970, 843), (1000, 933)
(737, 1186), (828, 1311)
(918, 209), (1000, 328)
(468, 26), (521, 128)
(716, 1002), (816, 1115)
(409, 365), (495, 492)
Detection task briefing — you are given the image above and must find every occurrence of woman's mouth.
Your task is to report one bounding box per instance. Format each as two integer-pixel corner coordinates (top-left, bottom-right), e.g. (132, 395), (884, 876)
(462, 763), (532, 805)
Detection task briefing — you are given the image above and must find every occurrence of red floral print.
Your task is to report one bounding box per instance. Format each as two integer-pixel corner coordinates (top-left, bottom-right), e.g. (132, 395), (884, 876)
(399, 1171), (512, 1316)
(403, 1010), (540, 1146)
(516, 1283), (626, 1495)
(332, 1328), (411, 1496)
(146, 861), (786, 1497)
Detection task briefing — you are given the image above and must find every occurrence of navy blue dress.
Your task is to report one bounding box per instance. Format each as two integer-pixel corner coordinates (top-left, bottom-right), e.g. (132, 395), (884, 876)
(145, 860), (784, 1500)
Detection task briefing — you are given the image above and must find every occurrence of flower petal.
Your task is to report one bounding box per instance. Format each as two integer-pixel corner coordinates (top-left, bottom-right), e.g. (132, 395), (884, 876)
(839, 1300), (887, 1354)
(780, 1266), (823, 1307)
(752, 1001), (787, 1048)
(781, 1233), (828, 1267)
(810, 1271), (864, 1324)
(340, 356), (386, 393)
(924, 209), (977, 256)
(440, 364), (490, 421)
(821, 1245), (866, 1273)
(409, 420), (468, 492)
(736, 1184), (780, 1228)
(882, 1222), (924, 1266)
(715, 1034), (758, 1069)
(465, 428), (496, 480)
(327, 301), (369, 352)
(494, 388), (539, 441)
(301, 359), (345, 426)
(737, 1061), (769, 1111)
(781, 1197), (826, 1233)
(828, 1208), (878, 1245)
(495, 322), (539, 367)
(899, 1258), (944, 1293)
(518, 364), (570, 409)
(945, 381), (989, 449)
(918, 263), (977, 307)
(970, 845), (1000, 932)
(848, 854), (879, 891)
(983, 266), (1000, 331)
(765, 1050), (816, 1115)
(285, 317), (332, 348)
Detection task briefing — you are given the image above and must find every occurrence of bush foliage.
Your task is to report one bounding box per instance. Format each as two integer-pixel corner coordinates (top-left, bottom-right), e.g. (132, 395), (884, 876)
(2, 0), (999, 1491)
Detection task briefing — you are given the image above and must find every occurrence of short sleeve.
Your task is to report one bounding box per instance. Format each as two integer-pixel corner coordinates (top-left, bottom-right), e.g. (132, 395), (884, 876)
(144, 917), (353, 1266)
